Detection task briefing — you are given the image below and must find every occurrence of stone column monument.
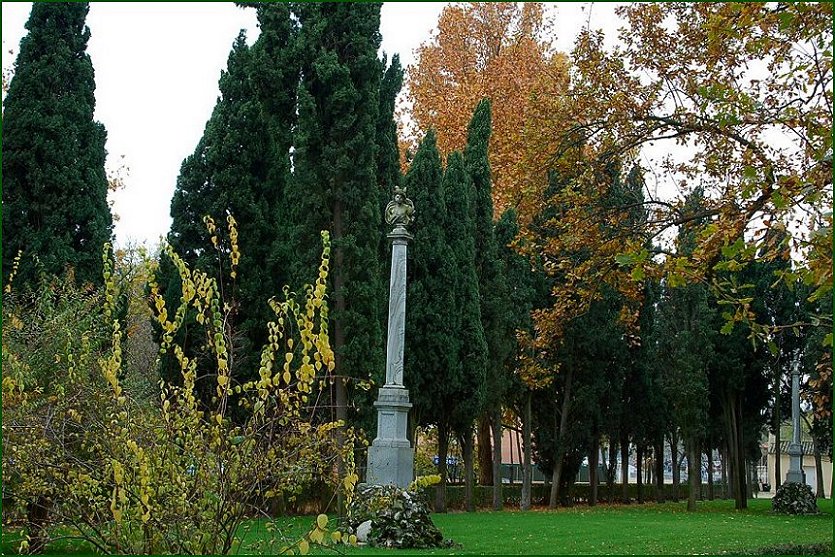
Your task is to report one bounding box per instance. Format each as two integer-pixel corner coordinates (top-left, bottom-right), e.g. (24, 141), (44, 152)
(366, 187), (415, 488)
(785, 358), (805, 484)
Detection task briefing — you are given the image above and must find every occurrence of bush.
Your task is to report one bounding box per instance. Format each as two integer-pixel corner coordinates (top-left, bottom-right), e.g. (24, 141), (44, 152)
(2, 227), (354, 554)
(341, 479), (452, 549)
(771, 482), (819, 515)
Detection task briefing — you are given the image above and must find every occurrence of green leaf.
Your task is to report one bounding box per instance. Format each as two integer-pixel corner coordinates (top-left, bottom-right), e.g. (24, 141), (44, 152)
(771, 191), (786, 210)
(720, 321), (735, 335)
(615, 254), (633, 267)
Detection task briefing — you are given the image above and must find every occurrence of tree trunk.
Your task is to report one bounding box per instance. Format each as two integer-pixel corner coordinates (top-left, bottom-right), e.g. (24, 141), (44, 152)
(813, 434), (825, 498)
(621, 432), (630, 502)
(654, 438), (665, 503)
(773, 369), (782, 491)
(686, 437), (698, 511)
(636, 444), (644, 504)
(607, 439), (617, 502)
(696, 441), (704, 501)
(477, 414), (493, 486)
(26, 496), (52, 554)
(521, 391), (532, 511)
(589, 432), (600, 507)
(724, 393), (747, 510)
(720, 445), (729, 499)
(707, 448), (715, 500)
(491, 405), (503, 510)
(670, 431), (680, 502)
(435, 423), (449, 513)
(462, 430), (475, 512)
(549, 365), (574, 509)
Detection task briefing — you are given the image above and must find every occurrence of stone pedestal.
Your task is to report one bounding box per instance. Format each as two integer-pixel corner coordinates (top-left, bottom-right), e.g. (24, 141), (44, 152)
(366, 386), (414, 487)
(785, 442), (805, 484)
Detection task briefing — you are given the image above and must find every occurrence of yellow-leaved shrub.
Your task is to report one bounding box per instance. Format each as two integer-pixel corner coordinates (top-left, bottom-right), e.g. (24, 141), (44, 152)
(2, 227), (356, 555)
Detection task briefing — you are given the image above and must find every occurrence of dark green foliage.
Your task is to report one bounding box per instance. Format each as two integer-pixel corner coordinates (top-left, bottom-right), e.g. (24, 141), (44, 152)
(403, 132), (457, 428)
(376, 54), (404, 202)
(2, 2), (112, 289)
(163, 27), (288, 392)
(771, 482), (819, 515)
(287, 2), (385, 425)
(443, 152), (488, 434)
(464, 99), (512, 416)
(342, 484), (452, 549)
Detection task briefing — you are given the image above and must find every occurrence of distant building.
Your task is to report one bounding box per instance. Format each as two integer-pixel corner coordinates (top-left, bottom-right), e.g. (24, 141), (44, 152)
(759, 432), (831, 498)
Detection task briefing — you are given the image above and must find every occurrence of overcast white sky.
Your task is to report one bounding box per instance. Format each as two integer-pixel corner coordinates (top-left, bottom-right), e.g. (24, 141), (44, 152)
(2, 2), (623, 247)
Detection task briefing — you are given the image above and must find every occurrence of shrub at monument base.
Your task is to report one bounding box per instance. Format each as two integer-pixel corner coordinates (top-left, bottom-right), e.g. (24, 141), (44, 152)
(341, 478), (453, 549)
(771, 482), (819, 515)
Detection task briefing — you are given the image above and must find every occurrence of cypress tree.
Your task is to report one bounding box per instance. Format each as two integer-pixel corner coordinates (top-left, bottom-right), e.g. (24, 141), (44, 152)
(2, 2), (112, 289)
(164, 30), (283, 391)
(403, 131), (457, 431)
(288, 3), (385, 427)
(464, 99), (511, 507)
(438, 151), (488, 512)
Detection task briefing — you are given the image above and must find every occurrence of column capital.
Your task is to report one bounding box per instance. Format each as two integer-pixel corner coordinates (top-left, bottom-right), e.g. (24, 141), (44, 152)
(388, 226), (413, 244)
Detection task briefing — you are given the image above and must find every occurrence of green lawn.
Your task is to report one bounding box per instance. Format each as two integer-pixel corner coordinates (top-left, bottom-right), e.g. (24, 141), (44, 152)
(4, 499), (832, 555)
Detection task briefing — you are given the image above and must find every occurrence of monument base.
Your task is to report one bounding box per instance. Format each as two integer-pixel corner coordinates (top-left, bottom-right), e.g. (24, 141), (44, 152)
(367, 442), (414, 488)
(366, 385), (413, 488)
(785, 444), (805, 484)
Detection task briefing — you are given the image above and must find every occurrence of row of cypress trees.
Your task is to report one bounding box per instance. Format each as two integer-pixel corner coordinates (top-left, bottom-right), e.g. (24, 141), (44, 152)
(1, 3), (521, 498)
(166, 4), (522, 497)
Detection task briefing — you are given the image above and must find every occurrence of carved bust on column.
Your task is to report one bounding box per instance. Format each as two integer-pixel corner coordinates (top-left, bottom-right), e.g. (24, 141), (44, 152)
(384, 186), (415, 229)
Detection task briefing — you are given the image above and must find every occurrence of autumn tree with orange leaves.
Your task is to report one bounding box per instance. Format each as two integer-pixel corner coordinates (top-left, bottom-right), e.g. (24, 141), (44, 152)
(516, 2), (831, 511)
(406, 2), (569, 218)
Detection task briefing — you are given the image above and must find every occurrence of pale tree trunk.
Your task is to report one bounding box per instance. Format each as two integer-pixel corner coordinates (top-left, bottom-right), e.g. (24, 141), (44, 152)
(670, 431), (680, 502)
(802, 414), (826, 498)
(491, 405), (503, 510)
(549, 365), (574, 508)
(521, 392), (532, 511)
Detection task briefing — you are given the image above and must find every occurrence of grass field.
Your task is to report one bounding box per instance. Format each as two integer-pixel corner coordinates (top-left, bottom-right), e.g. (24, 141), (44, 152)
(4, 499), (831, 555)
(237, 499), (833, 555)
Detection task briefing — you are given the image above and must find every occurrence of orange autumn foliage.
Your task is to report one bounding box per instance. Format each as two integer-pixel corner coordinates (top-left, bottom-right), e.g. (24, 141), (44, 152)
(405, 2), (569, 218)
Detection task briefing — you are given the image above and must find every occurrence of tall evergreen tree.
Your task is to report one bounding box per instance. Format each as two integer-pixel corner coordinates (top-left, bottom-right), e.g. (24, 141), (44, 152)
(440, 151), (488, 512)
(403, 131), (456, 432)
(287, 3), (385, 427)
(496, 207), (548, 510)
(164, 29), (285, 393)
(464, 99), (512, 508)
(2, 2), (112, 288)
